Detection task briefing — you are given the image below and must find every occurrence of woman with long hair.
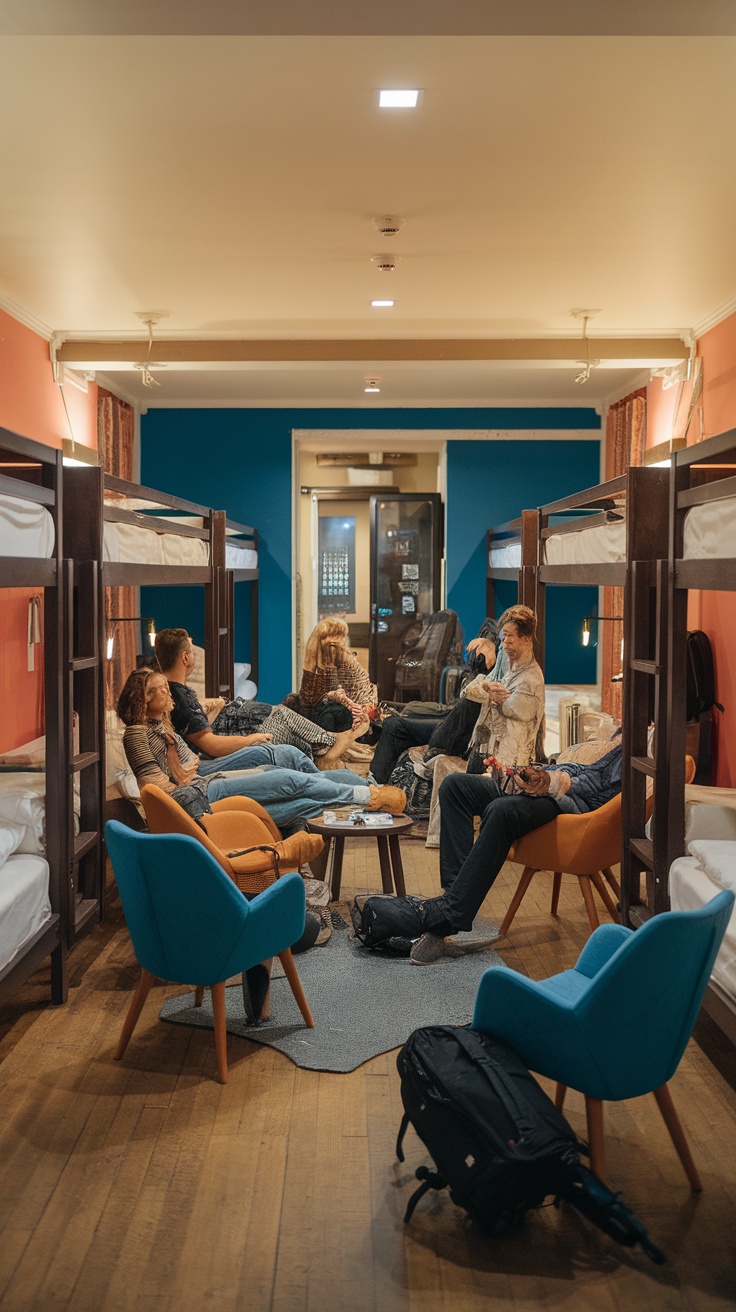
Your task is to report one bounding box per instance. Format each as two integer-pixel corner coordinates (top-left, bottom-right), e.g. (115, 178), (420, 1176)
(299, 618), (377, 733)
(117, 667), (405, 828)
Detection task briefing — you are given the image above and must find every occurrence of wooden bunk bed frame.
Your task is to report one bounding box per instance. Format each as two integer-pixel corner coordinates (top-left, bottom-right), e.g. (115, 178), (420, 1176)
(623, 428), (736, 1042)
(0, 427), (68, 1004)
(485, 509), (537, 621)
(215, 512), (259, 699)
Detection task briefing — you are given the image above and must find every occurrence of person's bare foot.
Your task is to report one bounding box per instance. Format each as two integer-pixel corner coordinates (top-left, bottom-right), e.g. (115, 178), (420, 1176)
(315, 729), (354, 769)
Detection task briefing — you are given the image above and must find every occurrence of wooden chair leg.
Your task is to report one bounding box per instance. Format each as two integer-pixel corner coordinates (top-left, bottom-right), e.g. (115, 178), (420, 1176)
(114, 968), (155, 1061)
(194, 987), (205, 1008)
(499, 867), (537, 936)
(211, 981), (229, 1084)
(278, 948), (315, 1028)
(550, 871), (563, 916)
(578, 876), (600, 933)
(584, 1095), (606, 1182)
(602, 866), (621, 899)
(589, 870), (621, 923)
(555, 1083), (567, 1112)
(653, 1084), (703, 1191)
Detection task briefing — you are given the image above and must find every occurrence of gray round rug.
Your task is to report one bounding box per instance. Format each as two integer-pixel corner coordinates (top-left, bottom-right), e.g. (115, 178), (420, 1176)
(159, 912), (504, 1073)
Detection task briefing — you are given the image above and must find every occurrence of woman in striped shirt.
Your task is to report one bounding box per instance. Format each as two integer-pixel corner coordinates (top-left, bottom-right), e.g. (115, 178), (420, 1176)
(117, 668), (404, 829)
(299, 618), (377, 732)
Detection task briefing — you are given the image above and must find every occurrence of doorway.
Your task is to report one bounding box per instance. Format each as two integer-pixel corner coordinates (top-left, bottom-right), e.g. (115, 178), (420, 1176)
(293, 434), (446, 697)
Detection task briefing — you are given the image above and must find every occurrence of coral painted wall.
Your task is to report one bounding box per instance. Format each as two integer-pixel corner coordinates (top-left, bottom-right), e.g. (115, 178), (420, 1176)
(0, 308), (98, 750)
(646, 317), (736, 786)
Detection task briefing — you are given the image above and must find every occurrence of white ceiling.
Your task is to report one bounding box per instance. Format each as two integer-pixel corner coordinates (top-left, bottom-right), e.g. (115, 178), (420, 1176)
(1, 14), (735, 407)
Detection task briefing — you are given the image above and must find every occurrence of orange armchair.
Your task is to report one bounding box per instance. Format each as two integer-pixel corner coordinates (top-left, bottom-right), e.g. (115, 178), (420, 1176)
(139, 785), (325, 896)
(500, 757), (696, 937)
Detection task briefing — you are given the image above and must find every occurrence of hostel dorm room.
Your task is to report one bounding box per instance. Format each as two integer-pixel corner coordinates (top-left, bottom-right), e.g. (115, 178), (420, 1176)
(1, 14), (736, 1311)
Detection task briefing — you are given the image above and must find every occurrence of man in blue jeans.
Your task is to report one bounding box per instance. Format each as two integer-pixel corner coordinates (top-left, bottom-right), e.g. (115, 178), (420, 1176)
(409, 742), (623, 963)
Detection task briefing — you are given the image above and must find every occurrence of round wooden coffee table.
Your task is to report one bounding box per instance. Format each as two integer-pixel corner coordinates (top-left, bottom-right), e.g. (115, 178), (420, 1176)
(305, 814), (413, 901)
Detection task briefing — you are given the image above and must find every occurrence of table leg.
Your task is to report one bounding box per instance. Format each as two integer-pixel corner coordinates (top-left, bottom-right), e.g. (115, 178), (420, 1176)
(331, 836), (345, 902)
(388, 833), (407, 897)
(377, 836), (394, 894)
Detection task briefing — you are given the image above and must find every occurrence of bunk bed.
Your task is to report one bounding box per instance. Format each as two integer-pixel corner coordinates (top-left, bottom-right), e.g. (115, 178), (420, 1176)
(624, 428), (736, 1042)
(0, 427), (68, 1004)
(63, 467), (259, 832)
(485, 509), (537, 619)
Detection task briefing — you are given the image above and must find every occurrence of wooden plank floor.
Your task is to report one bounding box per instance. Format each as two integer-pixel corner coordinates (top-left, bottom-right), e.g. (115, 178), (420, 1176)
(1, 843), (735, 1312)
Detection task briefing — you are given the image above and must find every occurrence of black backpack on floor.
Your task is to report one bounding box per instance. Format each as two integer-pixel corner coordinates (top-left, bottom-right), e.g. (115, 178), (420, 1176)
(396, 1025), (665, 1262)
(350, 894), (426, 954)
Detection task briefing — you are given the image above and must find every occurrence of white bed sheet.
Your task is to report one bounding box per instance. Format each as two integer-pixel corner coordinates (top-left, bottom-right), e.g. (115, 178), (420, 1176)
(669, 855), (736, 1002)
(0, 493), (55, 559)
(0, 852), (51, 973)
(489, 517), (626, 570)
(683, 496), (736, 559)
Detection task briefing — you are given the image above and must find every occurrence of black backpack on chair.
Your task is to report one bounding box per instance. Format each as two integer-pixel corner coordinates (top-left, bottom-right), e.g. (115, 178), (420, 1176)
(396, 1025), (665, 1262)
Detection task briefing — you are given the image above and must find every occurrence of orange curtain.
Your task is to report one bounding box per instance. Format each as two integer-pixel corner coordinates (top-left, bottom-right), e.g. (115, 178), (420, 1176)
(98, 392), (137, 707)
(602, 389), (646, 719)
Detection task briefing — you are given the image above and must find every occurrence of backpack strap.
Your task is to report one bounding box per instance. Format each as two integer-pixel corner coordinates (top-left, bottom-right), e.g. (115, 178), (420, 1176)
(396, 1111), (411, 1163)
(403, 1167), (447, 1224)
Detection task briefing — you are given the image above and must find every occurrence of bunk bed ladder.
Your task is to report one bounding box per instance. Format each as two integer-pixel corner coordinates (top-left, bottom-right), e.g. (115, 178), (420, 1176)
(66, 557), (104, 944)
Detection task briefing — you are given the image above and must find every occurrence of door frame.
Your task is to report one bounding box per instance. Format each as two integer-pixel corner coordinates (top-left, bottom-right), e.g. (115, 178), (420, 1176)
(291, 430), (450, 688)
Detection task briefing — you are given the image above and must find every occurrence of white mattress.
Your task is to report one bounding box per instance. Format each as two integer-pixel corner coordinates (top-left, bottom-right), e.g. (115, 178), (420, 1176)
(489, 517), (626, 570)
(669, 855), (736, 1002)
(0, 492), (55, 559)
(225, 543), (258, 571)
(103, 521), (209, 567)
(683, 496), (736, 559)
(0, 852), (52, 973)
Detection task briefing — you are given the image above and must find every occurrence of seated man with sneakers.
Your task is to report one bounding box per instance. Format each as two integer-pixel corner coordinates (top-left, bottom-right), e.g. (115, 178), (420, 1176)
(380, 739), (624, 964)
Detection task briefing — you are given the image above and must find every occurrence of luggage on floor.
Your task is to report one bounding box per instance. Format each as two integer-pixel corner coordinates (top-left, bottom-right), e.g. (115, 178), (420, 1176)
(396, 1025), (665, 1262)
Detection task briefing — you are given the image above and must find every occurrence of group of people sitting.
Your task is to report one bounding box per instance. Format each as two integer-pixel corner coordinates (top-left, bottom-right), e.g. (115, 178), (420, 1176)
(115, 607), (624, 971)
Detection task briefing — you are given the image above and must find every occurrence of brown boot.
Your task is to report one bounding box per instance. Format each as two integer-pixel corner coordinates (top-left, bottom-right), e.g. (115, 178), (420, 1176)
(367, 785), (407, 815)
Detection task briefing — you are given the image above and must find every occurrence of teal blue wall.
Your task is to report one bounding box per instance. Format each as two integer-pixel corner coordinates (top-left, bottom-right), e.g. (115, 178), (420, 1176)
(141, 407), (600, 700)
(446, 439), (600, 683)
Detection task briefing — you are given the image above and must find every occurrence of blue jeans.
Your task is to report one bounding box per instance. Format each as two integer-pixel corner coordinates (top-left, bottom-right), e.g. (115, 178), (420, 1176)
(422, 773), (559, 933)
(205, 767), (370, 829)
(197, 743), (334, 776)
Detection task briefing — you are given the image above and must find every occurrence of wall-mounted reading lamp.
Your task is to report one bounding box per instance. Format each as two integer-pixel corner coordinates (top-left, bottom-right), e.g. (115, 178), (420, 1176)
(61, 437), (102, 468)
(582, 613), (623, 647)
(106, 616), (156, 661)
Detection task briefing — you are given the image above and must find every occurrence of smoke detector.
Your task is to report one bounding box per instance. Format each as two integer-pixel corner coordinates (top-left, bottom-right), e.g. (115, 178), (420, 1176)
(371, 254), (399, 272)
(373, 215), (404, 238)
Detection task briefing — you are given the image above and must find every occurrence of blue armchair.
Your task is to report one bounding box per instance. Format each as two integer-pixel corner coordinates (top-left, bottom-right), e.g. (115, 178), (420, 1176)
(473, 889), (734, 1188)
(105, 820), (314, 1083)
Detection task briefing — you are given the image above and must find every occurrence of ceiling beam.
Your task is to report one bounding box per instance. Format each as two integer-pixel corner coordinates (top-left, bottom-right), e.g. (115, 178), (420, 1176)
(57, 337), (689, 366)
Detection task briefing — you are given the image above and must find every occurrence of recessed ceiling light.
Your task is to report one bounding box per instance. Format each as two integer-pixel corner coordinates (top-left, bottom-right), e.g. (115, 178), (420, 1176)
(364, 375), (381, 393)
(371, 300), (394, 308)
(379, 89), (419, 108)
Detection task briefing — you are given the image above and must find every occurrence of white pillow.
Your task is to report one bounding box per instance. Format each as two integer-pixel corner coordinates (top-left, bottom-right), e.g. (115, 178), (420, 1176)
(105, 709), (140, 803)
(190, 643), (207, 702)
(685, 804), (736, 848)
(0, 821), (26, 871)
(0, 776), (46, 854)
(688, 841), (736, 892)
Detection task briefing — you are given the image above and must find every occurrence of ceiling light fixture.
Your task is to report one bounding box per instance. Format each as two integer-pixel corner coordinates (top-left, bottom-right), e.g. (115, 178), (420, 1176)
(364, 376), (381, 393)
(378, 89), (419, 108)
(570, 308), (602, 386)
(371, 300), (395, 308)
(134, 310), (169, 388)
